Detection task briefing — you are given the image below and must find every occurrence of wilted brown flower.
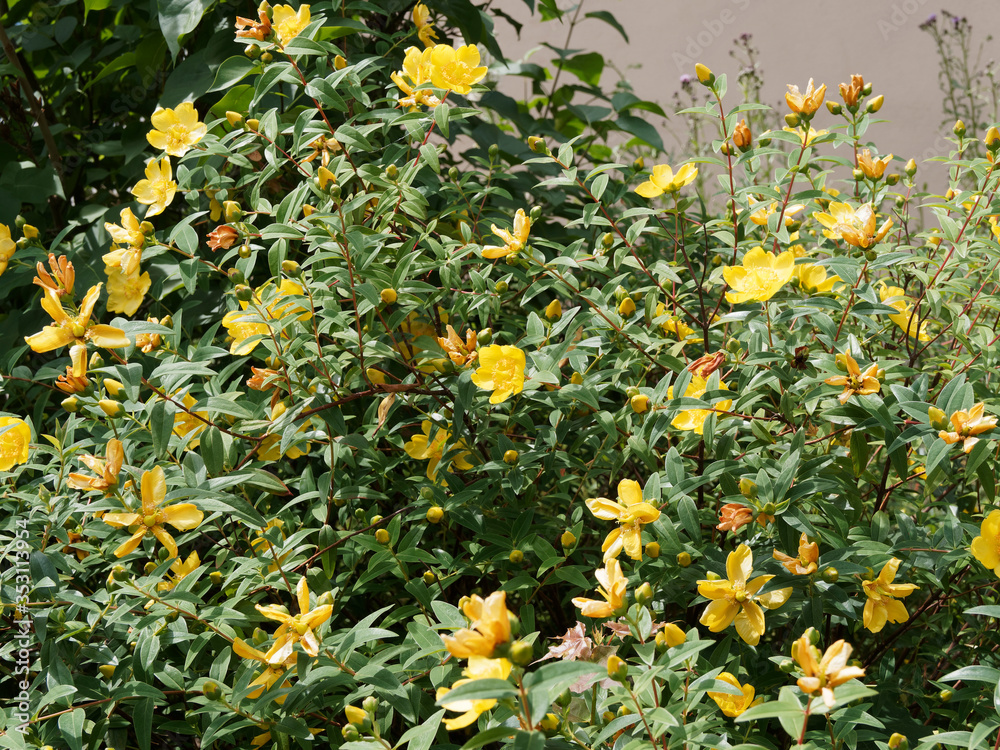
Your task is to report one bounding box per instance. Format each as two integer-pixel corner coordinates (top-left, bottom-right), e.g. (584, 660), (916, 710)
(34, 253), (75, 297)
(207, 225), (239, 251)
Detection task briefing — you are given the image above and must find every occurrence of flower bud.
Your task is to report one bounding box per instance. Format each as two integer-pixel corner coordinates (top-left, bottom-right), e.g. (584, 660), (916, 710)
(739, 478), (757, 500)
(503, 449), (519, 466)
(938, 689), (952, 702)
(655, 623), (686, 651)
(362, 696), (379, 715)
(569, 371), (583, 385)
(385, 163), (399, 180)
(61, 396), (79, 413)
(676, 551), (691, 567)
(246, 118), (260, 131)
(784, 112), (800, 128)
(422, 570), (436, 584)
(426, 506), (444, 524)
(904, 158), (917, 176)
(853, 168), (865, 181)
(635, 582), (653, 605)
(226, 111), (244, 128)
(633, 156), (644, 170)
(826, 101), (842, 115)
(607, 655), (628, 682)
(494, 280), (508, 294)
(235, 284), (253, 302)
(478, 327), (493, 344)
(334, 55), (347, 70)
(488, 144), (499, 160)
(695, 63), (714, 85)
(821, 566), (839, 583)
(528, 136), (547, 154)
(14, 214), (26, 229)
(253, 627), (269, 645)
(375, 529), (390, 545)
(380, 287), (397, 305)
(345, 706), (367, 727)
(953, 119), (966, 137)
(540, 714), (559, 732)
(209, 571), (223, 585)
(887, 733), (908, 750)
(886, 173), (900, 186)
(761, 501), (777, 516)
(317, 166), (336, 190)
(987, 126), (1000, 151)
(99, 664), (116, 679)
(509, 639), (533, 666)
(144, 561), (158, 575)
(281, 260), (301, 277)
(630, 394), (650, 414)
(866, 94), (884, 113)
(733, 119), (752, 151)
(561, 530), (576, 548)
(112, 565), (128, 581)
(203, 681), (222, 701)
(245, 44), (261, 59)
(545, 299), (562, 321)
(509, 549), (524, 564)
(601, 232), (614, 249)
(778, 658), (795, 673)
(22, 224), (38, 240)
(645, 541), (660, 558)
(260, 51), (273, 63)
(720, 142), (732, 156)
(341, 726), (361, 742)
(617, 297), (636, 317)
(928, 406), (947, 429)
(99, 399), (121, 417)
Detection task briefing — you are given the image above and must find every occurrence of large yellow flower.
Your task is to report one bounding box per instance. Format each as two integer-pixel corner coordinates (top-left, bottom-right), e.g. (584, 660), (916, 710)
(442, 591), (512, 659)
(146, 102), (206, 157)
(259, 401), (312, 461)
(790, 630), (866, 708)
(482, 209), (530, 259)
(0, 417), (31, 472)
(824, 351), (880, 405)
(471, 344), (526, 404)
(722, 246), (794, 303)
(428, 44), (488, 95)
(68, 438), (123, 494)
(271, 4), (311, 46)
(971, 510), (1000, 577)
(232, 637), (294, 703)
(256, 576), (333, 664)
(861, 558), (918, 633)
(105, 266), (151, 316)
(939, 402), (996, 453)
(634, 163), (698, 198)
(222, 280), (307, 355)
(403, 419), (474, 480)
(104, 208), (146, 256)
(572, 558), (627, 618)
(697, 544), (791, 646)
(437, 657), (512, 730)
(878, 283), (930, 341)
(390, 46), (441, 110)
(24, 284), (129, 378)
(773, 533), (819, 575)
(131, 158), (177, 218)
(412, 3), (437, 47)
(814, 202), (892, 249)
(667, 375), (732, 435)
(585, 479), (661, 562)
(708, 672), (761, 717)
(103, 466), (204, 559)
(173, 392), (208, 449)
(785, 78), (826, 115)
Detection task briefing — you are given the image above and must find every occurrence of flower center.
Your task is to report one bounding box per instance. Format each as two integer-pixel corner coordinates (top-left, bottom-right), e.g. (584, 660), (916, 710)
(143, 514), (158, 528)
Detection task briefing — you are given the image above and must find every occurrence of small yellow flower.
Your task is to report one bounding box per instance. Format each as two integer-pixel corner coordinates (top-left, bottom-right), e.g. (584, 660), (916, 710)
(0, 223), (15, 276)
(697, 544), (791, 646)
(634, 163), (698, 198)
(222, 280), (307, 355)
(104, 208), (146, 254)
(24, 284), (129, 378)
(708, 672), (761, 717)
(857, 149), (892, 180)
(146, 102), (206, 157)
(103, 466), (204, 559)
(471, 344), (526, 404)
(157, 550), (202, 592)
(773, 532), (819, 575)
(785, 78), (827, 116)
(971, 510), (1000, 577)
(878, 283), (931, 341)
(403, 419), (474, 480)
(814, 202), (892, 249)
(782, 126), (828, 146)
(862, 558), (918, 633)
(939, 402), (996, 453)
(271, 4), (311, 46)
(391, 46), (441, 110)
(585, 479), (661, 562)
(790, 631), (866, 708)
(437, 656), (512, 730)
(256, 576), (333, 663)
(722, 246), (795, 303)
(251, 518), (293, 574)
(131, 157), (177, 218)
(0, 417), (31, 472)
(67, 438), (123, 494)
(173, 392), (208, 450)
(412, 3), (437, 47)
(794, 262), (840, 293)
(429, 43), (488, 95)
(105, 266), (152, 317)
(482, 209), (530, 259)
(437, 325), (478, 366)
(441, 591), (512, 659)
(232, 637), (294, 703)
(259, 401), (312, 461)
(654, 303), (701, 345)
(824, 351), (881, 404)
(667, 375), (733, 435)
(748, 198), (804, 227)
(839, 74), (864, 107)
(572, 558), (627, 618)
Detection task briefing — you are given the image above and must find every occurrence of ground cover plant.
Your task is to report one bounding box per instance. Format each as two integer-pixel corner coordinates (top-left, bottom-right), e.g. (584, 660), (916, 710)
(4, 2), (1000, 750)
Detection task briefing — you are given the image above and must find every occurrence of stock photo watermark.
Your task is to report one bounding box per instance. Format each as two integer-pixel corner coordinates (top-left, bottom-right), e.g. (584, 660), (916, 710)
(10, 517), (33, 734)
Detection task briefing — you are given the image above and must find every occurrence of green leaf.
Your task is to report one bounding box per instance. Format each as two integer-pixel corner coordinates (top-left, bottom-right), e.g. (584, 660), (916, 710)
(523, 662), (602, 724)
(556, 52), (604, 86)
(434, 679), (517, 706)
(135, 698), (154, 750)
(584, 11), (628, 41)
(58, 708), (86, 750)
(157, 0), (214, 60)
(941, 665), (1000, 683)
(209, 56), (258, 93)
(398, 709), (445, 750)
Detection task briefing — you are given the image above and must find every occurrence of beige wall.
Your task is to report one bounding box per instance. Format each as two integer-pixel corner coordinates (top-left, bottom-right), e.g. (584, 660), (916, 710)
(492, 1), (1000, 189)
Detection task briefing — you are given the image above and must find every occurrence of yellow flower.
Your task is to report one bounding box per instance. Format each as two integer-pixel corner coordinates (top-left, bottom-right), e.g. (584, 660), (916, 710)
(708, 672), (761, 717)
(24, 284), (130, 378)
(271, 4), (311, 46)
(256, 576), (333, 664)
(131, 158), (177, 218)
(814, 202), (892, 249)
(471, 344), (526, 404)
(437, 325), (478, 366)
(656, 623), (687, 648)
(157, 550), (202, 592)
(790, 631), (866, 708)
(634, 163), (698, 198)
(391, 46), (441, 110)
(585, 479), (661, 562)
(429, 43), (488, 95)
(785, 78), (826, 115)
(252, 519), (293, 574)
(697, 544), (791, 646)
(103, 466), (204, 559)
(104, 208), (146, 254)
(794, 262), (840, 293)
(146, 102), (206, 157)
(839, 74), (864, 107)
(857, 149), (892, 180)
(667, 374), (733, 435)
(939, 402), (997, 453)
(412, 3), (437, 47)
(824, 351), (881, 404)
(136, 316), (166, 354)
(0, 417), (31, 472)
(572, 558), (627, 618)
(773, 533), (819, 575)
(437, 656), (512, 730)
(259, 401), (312, 461)
(722, 246), (795, 303)
(654, 303), (701, 345)
(482, 209), (530, 259)
(971, 510), (1000, 577)
(782, 126), (828, 146)
(67, 438), (123, 493)
(862, 558), (918, 633)
(232, 637), (294, 703)
(105, 266), (152, 317)
(878, 283), (930, 341)
(403, 419), (474, 480)
(0, 223), (15, 277)
(748, 198), (804, 227)
(345, 706), (367, 726)
(442, 591), (512, 659)
(173, 392), (208, 450)
(222, 280), (307, 355)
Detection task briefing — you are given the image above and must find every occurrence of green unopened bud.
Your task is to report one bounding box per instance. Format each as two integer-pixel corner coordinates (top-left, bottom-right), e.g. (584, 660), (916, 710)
(556, 689), (572, 708)
(866, 94), (884, 113)
(478, 327), (493, 344)
(253, 627), (269, 645)
(508, 549), (524, 564)
(821, 566), (839, 583)
(235, 284), (252, 302)
(778, 658), (795, 673)
(601, 232), (614, 249)
(635, 582), (653, 605)
(260, 51), (273, 63)
(509, 639), (533, 666)
(385, 164), (399, 180)
(362, 696), (379, 715)
(529, 205), (542, 223)
(645, 541), (660, 559)
(203, 681), (222, 701)
(739, 478), (757, 500)
(784, 112), (800, 128)
(112, 565), (128, 582)
(419, 486), (435, 501)
(488, 144), (499, 160)
(953, 120), (966, 137)
(341, 725), (361, 742)
(494, 280), (508, 293)
(448, 166), (460, 181)
(886, 173), (900, 186)
(853, 168), (865, 181)
(761, 502), (777, 515)
(676, 551), (691, 567)
(527, 136), (547, 154)
(826, 101), (842, 115)
(904, 158), (918, 177)
(245, 45), (262, 59)
(807, 627), (822, 646)
(238, 244), (252, 259)
(281, 260), (301, 278)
